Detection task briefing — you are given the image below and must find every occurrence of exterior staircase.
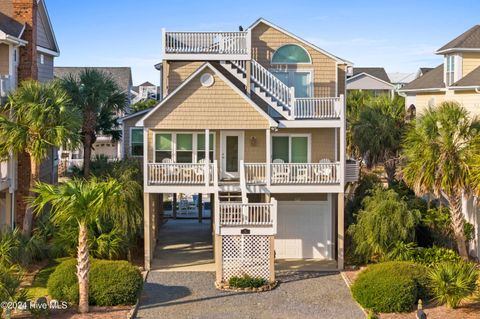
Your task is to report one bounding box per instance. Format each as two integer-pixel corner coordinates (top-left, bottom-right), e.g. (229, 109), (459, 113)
(220, 60), (293, 119)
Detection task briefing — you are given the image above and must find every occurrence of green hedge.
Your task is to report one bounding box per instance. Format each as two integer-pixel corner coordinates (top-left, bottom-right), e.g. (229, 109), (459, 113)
(351, 261), (429, 313)
(47, 258), (143, 306)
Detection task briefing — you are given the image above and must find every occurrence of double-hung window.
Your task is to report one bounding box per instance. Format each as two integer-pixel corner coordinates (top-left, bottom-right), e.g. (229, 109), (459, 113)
(176, 134), (193, 163)
(272, 135), (309, 163)
(130, 128), (144, 156)
(155, 133), (172, 162)
(446, 55), (455, 86)
(197, 133), (214, 162)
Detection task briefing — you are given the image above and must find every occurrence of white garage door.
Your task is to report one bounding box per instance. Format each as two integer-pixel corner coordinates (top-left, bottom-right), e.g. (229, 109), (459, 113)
(275, 200), (333, 259)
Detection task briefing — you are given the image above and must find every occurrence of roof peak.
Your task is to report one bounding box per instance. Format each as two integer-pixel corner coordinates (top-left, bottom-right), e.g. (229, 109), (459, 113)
(436, 25), (480, 53)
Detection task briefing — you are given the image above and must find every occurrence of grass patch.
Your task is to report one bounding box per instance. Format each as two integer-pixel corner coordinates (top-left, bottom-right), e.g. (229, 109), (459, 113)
(26, 257), (69, 300)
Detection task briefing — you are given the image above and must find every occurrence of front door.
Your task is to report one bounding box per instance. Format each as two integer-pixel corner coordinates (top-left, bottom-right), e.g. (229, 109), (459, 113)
(220, 131), (244, 179)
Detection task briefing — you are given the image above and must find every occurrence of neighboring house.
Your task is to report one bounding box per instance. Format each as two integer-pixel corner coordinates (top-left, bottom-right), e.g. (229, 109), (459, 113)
(0, 0), (60, 230)
(346, 67), (396, 98)
(388, 72), (416, 90)
(402, 67), (434, 115)
(399, 25), (480, 258)
(124, 18), (359, 282)
(53, 66), (133, 171)
(131, 81), (159, 104)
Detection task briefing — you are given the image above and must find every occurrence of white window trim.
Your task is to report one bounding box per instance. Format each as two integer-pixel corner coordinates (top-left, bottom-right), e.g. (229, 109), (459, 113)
(270, 69), (314, 98)
(153, 131), (216, 163)
(129, 127), (144, 157)
(271, 43), (313, 65)
(271, 133), (311, 163)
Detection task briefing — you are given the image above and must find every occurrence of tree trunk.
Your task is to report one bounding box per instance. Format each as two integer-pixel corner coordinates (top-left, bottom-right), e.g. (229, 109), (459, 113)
(77, 222), (90, 313)
(383, 159), (396, 185)
(446, 193), (469, 260)
(22, 157), (40, 237)
(82, 110), (97, 178)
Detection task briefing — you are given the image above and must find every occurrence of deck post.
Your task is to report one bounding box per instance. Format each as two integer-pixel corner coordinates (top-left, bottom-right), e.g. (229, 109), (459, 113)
(205, 129), (210, 187)
(337, 192), (345, 270)
(198, 193), (203, 223)
(266, 128), (271, 186)
(172, 193), (177, 219)
(143, 192), (154, 271)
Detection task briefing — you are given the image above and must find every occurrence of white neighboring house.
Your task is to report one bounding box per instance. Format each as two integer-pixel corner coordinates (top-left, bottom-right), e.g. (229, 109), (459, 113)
(131, 81), (159, 104)
(346, 67), (396, 98)
(53, 67), (133, 172)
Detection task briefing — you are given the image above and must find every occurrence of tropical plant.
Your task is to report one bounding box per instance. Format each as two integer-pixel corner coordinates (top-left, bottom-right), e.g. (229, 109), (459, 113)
(402, 102), (480, 259)
(61, 69), (127, 177)
(0, 265), (28, 318)
(31, 178), (123, 313)
(346, 90), (372, 158)
(131, 98), (157, 113)
(352, 96), (407, 183)
(428, 261), (478, 308)
(0, 228), (47, 267)
(348, 187), (421, 262)
(345, 173), (381, 227)
(0, 80), (81, 235)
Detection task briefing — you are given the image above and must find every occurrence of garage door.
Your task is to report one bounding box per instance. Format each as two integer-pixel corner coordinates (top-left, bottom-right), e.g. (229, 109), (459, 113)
(275, 200), (333, 259)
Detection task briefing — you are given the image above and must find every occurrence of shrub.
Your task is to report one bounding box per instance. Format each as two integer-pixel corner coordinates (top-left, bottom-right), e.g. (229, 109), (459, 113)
(415, 247), (462, 268)
(428, 261), (478, 309)
(347, 187), (421, 262)
(228, 275), (266, 288)
(351, 261), (429, 313)
(47, 258), (143, 306)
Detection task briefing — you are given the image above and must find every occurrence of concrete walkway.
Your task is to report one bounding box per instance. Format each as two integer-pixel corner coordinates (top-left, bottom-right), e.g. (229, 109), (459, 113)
(136, 271), (365, 319)
(151, 219), (215, 271)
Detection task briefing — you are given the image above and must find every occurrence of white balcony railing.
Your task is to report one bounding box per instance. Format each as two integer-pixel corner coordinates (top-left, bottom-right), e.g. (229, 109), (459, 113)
(244, 162), (341, 185)
(148, 162), (215, 185)
(294, 97), (342, 119)
(163, 30), (251, 60)
(218, 201), (277, 228)
(0, 75), (13, 98)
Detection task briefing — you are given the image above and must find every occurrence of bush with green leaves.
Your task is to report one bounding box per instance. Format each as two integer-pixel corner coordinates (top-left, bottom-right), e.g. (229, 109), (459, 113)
(0, 265), (28, 317)
(47, 258), (143, 306)
(348, 187), (421, 262)
(228, 275), (266, 288)
(0, 228), (46, 267)
(387, 243), (461, 268)
(428, 261), (478, 309)
(351, 261), (429, 313)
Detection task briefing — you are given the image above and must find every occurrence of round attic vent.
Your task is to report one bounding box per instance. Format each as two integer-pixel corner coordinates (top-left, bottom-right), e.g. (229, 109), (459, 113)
(200, 73), (214, 87)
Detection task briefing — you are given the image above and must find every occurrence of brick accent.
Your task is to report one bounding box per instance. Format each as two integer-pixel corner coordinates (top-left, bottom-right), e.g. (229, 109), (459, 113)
(12, 0), (38, 227)
(13, 0), (38, 82)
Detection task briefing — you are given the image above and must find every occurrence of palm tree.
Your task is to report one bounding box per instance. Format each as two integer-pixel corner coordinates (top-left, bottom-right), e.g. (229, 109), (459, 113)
(30, 178), (122, 314)
(346, 90), (371, 158)
(61, 69), (127, 177)
(402, 102), (480, 259)
(351, 96), (406, 183)
(0, 80), (81, 236)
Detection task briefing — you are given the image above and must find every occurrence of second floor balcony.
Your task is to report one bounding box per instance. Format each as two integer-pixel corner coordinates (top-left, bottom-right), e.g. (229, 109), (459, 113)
(162, 30), (251, 60)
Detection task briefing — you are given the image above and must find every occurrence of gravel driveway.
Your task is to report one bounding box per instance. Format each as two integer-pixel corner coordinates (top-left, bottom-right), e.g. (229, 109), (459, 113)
(136, 271), (365, 319)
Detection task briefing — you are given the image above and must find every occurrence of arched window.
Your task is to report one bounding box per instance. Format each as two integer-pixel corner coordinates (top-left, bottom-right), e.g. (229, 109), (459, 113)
(271, 44), (311, 64)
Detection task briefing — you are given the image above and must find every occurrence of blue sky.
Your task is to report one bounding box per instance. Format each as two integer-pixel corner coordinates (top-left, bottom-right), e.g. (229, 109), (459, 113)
(47, 0), (480, 85)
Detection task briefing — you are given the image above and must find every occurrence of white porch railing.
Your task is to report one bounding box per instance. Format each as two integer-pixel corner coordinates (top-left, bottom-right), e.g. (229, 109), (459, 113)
(229, 60), (343, 120)
(163, 31), (251, 59)
(294, 97), (342, 119)
(218, 201), (277, 228)
(243, 162), (341, 185)
(148, 163), (215, 185)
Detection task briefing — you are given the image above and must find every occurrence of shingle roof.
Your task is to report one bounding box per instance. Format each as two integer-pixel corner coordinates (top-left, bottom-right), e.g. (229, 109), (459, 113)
(400, 64), (445, 91)
(352, 67), (390, 83)
(54, 67), (132, 93)
(451, 65), (480, 87)
(138, 81), (155, 87)
(437, 25), (480, 53)
(420, 67), (433, 75)
(0, 13), (24, 37)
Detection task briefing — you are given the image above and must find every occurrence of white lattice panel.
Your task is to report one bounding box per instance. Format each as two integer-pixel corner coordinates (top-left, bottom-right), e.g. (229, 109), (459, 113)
(222, 235), (271, 281)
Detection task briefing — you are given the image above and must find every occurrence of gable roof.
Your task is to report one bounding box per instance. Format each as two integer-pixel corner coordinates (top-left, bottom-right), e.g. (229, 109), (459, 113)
(248, 18), (352, 65)
(138, 81), (155, 87)
(137, 62), (277, 127)
(450, 65), (480, 88)
(436, 25), (480, 54)
(351, 67), (390, 83)
(36, 0), (59, 55)
(0, 13), (24, 38)
(419, 67), (433, 75)
(54, 67), (133, 93)
(119, 108), (153, 123)
(388, 72), (415, 84)
(399, 64), (445, 92)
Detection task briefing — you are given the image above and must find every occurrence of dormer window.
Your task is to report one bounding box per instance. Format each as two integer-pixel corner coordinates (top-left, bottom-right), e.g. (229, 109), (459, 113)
(446, 55), (455, 86)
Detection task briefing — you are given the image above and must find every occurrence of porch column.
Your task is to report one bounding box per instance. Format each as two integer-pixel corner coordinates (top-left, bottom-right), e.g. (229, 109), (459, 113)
(266, 128), (271, 186)
(205, 129), (210, 187)
(144, 192), (155, 271)
(172, 193), (177, 219)
(337, 193), (345, 270)
(198, 194), (203, 223)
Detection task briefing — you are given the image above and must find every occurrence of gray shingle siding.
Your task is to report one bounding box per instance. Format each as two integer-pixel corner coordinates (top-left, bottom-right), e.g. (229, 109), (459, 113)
(37, 53), (54, 82)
